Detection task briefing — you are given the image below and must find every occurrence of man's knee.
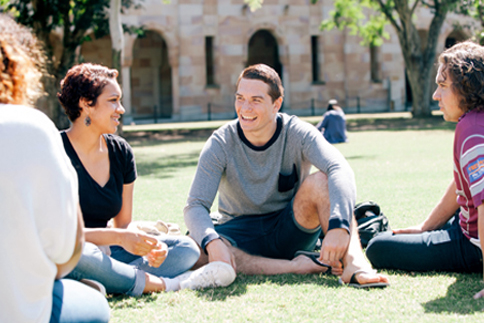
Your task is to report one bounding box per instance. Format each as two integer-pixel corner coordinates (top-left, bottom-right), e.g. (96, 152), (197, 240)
(293, 171), (330, 229)
(295, 171), (329, 205)
(300, 171), (328, 193)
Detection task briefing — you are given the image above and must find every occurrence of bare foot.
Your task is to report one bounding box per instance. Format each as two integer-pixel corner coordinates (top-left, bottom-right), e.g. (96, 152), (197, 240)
(291, 254), (331, 274)
(340, 265), (389, 286)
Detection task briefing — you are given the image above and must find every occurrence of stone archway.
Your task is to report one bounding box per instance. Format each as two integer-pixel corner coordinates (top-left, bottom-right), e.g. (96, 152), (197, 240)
(247, 30), (283, 81)
(445, 29), (469, 49)
(130, 31), (173, 120)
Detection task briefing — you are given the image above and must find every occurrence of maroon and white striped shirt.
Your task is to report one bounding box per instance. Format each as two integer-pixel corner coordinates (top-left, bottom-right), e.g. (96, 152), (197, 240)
(454, 109), (484, 239)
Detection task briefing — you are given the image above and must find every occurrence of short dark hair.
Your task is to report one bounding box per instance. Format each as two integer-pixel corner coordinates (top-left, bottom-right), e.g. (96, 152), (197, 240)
(438, 41), (484, 113)
(236, 64), (284, 103)
(57, 63), (118, 121)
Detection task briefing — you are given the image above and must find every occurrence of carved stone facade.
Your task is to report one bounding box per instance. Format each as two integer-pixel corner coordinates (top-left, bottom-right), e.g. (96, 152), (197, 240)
(80, 0), (472, 123)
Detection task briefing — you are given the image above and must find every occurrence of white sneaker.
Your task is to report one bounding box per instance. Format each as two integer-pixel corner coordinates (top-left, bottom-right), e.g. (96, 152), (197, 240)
(178, 261), (236, 290)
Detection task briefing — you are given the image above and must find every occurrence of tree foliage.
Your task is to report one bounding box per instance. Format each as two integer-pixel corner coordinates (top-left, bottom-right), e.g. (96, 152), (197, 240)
(1, 0), (138, 126)
(315, 0), (464, 117)
(319, 0), (390, 46)
(457, 0), (484, 42)
(245, 0), (264, 12)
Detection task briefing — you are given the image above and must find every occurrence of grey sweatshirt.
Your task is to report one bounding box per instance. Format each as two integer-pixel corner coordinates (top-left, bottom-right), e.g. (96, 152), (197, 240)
(184, 113), (356, 250)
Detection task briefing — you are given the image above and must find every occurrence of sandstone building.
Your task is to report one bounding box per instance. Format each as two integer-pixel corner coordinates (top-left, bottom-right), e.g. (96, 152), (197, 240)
(80, 0), (472, 124)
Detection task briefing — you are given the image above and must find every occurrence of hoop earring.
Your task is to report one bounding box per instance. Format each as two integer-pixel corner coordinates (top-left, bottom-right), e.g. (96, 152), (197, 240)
(84, 116), (91, 127)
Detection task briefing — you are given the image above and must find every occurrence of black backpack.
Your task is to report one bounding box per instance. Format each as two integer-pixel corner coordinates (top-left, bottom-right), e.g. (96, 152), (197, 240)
(354, 201), (391, 248)
(315, 200), (390, 250)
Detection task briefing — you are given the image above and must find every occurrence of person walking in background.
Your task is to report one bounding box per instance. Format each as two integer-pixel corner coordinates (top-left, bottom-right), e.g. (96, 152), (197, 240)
(0, 14), (109, 323)
(316, 99), (348, 144)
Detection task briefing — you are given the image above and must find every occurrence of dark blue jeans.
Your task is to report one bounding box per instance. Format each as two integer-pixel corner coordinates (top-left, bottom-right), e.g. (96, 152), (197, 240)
(366, 215), (482, 272)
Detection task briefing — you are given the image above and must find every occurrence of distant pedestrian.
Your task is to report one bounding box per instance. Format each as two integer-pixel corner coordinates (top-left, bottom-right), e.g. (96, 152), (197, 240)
(316, 99), (348, 144)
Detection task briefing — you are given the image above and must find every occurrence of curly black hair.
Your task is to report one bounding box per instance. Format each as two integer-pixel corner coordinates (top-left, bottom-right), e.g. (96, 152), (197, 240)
(439, 41), (484, 113)
(57, 63), (118, 121)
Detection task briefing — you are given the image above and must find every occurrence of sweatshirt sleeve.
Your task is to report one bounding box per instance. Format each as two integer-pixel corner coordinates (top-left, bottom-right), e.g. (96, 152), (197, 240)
(184, 134), (226, 251)
(303, 125), (356, 233)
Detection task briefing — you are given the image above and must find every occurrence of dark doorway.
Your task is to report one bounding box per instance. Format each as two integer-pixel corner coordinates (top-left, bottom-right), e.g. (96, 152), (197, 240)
(247, 30), (283, 81)
(405, 69), (412, 111)
(445, 29), (467, 49)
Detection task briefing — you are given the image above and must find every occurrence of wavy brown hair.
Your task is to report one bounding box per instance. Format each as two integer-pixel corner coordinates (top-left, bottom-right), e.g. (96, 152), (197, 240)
(0, 14), (46, 106)
(57, 63), (118, 122)
(439, 41), (484, 113)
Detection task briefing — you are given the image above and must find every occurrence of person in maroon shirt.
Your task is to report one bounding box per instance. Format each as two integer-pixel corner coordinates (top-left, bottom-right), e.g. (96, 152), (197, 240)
(365, 41), (484, 299)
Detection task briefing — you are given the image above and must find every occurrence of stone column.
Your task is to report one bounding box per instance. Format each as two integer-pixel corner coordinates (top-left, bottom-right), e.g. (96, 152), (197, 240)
(122, 67), (132, 124)
(280, 45), (290, 111)
(122, 34), (136, 124)
(170, 57), (180, 120)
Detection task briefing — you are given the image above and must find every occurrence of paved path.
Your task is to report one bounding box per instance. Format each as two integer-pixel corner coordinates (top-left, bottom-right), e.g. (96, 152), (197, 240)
(123, 111), (441, 133)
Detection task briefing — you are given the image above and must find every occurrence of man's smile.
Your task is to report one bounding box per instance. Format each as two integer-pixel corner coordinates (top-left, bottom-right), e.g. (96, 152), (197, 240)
(241, 114), (257, 121)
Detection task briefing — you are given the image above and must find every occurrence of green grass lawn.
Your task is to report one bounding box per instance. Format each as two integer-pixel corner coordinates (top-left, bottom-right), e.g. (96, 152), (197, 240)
(111, 116), (484, 322)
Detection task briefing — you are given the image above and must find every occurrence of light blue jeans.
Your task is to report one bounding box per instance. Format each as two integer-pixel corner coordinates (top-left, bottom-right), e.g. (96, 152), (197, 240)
(67, 235), (200, 296)
(51, 279), (110, 323)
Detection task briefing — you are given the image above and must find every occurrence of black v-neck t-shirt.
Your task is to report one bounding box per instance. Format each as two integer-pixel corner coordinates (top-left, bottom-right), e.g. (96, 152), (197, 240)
(61, 132), (137, 228)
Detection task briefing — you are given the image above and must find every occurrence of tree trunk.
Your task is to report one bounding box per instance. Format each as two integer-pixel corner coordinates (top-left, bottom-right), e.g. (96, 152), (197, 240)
(52, 43), (80, 129)
(110, 0), (124, 134)
(405, 61), (433, 117)
(383, 0), (448, 117)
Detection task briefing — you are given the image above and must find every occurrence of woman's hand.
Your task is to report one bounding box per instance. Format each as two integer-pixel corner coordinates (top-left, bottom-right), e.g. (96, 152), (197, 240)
(118, 230), (160, 257)
(146, 242), (168, 268)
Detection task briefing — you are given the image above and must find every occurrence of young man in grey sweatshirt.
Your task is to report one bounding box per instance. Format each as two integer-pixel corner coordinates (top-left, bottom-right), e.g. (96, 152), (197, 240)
(184, 64), (389, 288)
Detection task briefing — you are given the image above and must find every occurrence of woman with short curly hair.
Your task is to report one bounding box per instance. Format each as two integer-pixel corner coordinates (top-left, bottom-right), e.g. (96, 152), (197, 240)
(57, 63), (118, 122)
(58, 62), (234, 296)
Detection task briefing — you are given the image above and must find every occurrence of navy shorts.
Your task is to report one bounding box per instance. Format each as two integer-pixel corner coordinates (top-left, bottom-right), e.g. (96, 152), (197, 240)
(214, 199), (321, 260)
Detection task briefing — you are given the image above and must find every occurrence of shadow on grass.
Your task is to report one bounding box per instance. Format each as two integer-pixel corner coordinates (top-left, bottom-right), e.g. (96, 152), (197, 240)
(422, 272), (484, 314)
(124, 129), (215, 146)
(108, 293), (158, 310)
(345, 155), (377, 161)
(193, 273), (341, 301)
(136, 152), (200, 178)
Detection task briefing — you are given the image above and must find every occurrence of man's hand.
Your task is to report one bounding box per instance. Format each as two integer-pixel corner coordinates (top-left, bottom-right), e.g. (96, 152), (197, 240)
(206, 238), (236, 271)
(392, 224), (425, 235)
(119, 230), (160, 257)
(319, 228), (349, 266)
